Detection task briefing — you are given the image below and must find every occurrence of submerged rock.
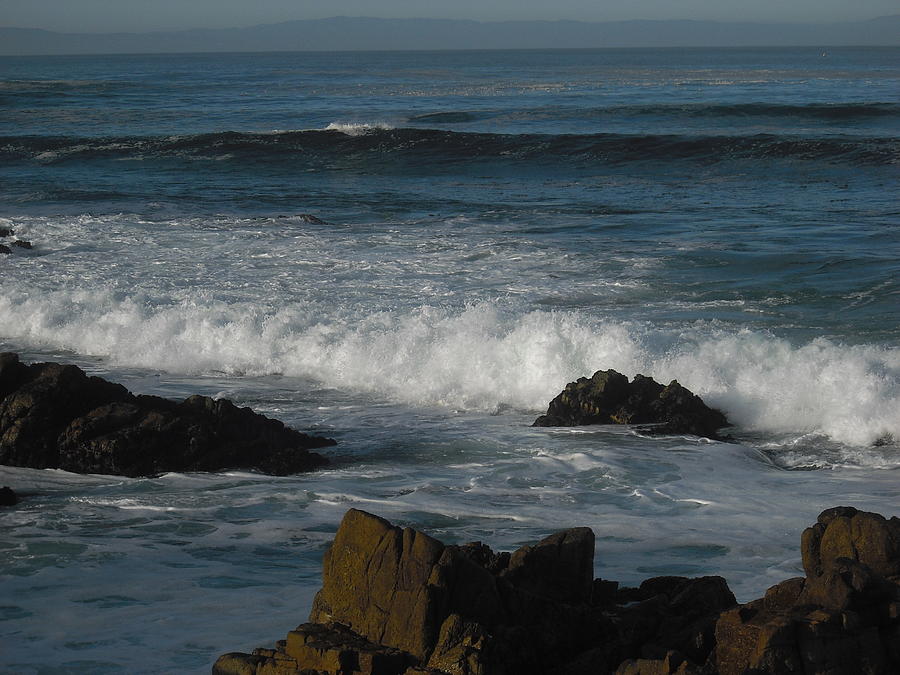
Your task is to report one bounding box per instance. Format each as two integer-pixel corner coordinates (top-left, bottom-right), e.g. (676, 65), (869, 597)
(0, 227), (13, 237)
(533, 369), (729, 439)
(0, 486), (18, 506)
(0, 352), (334, 477)
(296, 213), (330, 225)
(0, 245), (10, 255)
(11, 240), (32, 250)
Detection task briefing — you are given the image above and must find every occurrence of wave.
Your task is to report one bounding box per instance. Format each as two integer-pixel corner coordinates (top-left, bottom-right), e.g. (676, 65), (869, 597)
(1, 127), (896, 167)
(2, 290), (898, 449)
(405, 102), (900, 126)
(580, 102), (900, 122)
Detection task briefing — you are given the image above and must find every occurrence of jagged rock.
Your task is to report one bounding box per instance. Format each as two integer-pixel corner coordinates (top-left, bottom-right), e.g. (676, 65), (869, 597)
(12, 240), (32, 249)
(615, 576), (736, 666)
(614, 650), (700, 675)
(214, 507), (900, 675)
(501, 527), (594, 604)
(801, 506), (900, 579)
(309, 508), (448, 661)
(0, 485), (18, 506)
(218, 622), (417, 675)
(713, 507), (900, 675)
(0, 244), (10, 255)
(533, 370), (729, 439)
(219, 510), (725, 675)
(0, 352), (334, 476)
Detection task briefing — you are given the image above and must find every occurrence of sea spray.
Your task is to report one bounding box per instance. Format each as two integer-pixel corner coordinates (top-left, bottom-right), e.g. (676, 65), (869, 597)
(2, 288), (897, 447)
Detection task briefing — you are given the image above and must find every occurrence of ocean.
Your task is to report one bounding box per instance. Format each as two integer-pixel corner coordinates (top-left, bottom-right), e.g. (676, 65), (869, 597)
(0, 47), (898, 673)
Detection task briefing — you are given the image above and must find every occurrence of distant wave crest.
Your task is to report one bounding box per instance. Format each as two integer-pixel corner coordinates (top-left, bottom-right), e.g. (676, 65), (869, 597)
(2, 127), (896, 167)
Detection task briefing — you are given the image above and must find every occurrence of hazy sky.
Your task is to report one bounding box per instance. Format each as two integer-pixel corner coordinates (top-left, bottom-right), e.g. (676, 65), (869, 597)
(2, 0), (897, 32)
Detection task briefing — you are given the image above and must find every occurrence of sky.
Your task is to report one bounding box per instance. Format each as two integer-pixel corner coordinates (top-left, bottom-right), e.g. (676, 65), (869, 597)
(1, 0), (897, 32)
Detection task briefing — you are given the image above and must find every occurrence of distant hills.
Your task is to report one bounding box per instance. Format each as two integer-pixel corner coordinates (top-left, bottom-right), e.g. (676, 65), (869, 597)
(2, 15), (899, 56)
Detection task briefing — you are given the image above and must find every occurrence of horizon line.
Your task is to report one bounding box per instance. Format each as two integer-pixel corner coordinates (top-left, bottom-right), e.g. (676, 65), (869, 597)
(3, 13), (899, 36)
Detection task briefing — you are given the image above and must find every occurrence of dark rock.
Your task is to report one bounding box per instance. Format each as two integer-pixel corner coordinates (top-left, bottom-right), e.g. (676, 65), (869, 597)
(713, 507), (900, 675)
(223, 510), (724, 675)
(0, 245), (10, 255)
(214, 506), (900, 675)
(801, 506), (900, 579)
(297, 213), (330, 225)
(0, 352), (334, 477)
(533, 369), (729, 439)
(614, 650), (700, 675)
(0, 485), (18, 506)
(0, 227), (13, 237)
(616, 576), (736, 666)
(12, 240), (32, 249)
(0, 357), (132, 469)
(501, 527), (595, 604)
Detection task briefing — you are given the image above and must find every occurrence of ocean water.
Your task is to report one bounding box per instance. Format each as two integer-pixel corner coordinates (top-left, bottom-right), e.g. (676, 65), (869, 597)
(0, 47), (898, 673)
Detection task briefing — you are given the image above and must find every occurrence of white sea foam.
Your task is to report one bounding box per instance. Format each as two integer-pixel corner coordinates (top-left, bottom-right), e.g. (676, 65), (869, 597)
(1, 289), (897, 449)
(324, 121), (393, 135)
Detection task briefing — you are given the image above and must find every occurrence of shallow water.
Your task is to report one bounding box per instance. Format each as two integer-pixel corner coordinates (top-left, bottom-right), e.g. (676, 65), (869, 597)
(1, 47), (898, 673)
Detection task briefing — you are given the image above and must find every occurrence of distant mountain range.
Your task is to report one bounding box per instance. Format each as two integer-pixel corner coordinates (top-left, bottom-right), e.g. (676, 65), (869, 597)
(2, 16), (899, 56)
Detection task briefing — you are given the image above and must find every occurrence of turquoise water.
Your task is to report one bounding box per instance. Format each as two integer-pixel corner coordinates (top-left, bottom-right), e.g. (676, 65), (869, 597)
(0, 47), (898, 673)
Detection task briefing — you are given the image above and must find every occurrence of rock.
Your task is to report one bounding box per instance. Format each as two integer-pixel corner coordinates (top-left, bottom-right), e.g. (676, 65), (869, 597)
(533, 370), (729, 439)
(214, 507), (900, 675)
(12, 240), (32, 249)
(0, 357), (132, 469)
(712, 507), (900, 675)
(0, 245), (10, 255)
(309, 508), (447, 661)
(615, 576), (736, 665)
(801, 506), (900, 579)
(0, 227), (13, 237)
(614, 650), (700, 675)
(297, 214), (330, 225)
(220, 510), (724, 675)
(0, 352), (334, 477)
(0, 485), (18, 506)
(501, 527), (594, 604)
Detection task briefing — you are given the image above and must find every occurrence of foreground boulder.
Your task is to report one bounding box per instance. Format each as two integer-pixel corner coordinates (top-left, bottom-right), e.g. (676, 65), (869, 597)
(533, 369), (729, 439)
(715, 507), (900, 675)
(0, 352), (334, 476)
(214, 506), (900, 674)
(215, 509), (735, 674)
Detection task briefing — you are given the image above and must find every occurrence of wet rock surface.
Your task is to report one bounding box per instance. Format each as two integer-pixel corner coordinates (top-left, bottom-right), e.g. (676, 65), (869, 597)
(533, 369), (729, 439)
(214, 506), (900, 674)
(0, 352), (334, 477)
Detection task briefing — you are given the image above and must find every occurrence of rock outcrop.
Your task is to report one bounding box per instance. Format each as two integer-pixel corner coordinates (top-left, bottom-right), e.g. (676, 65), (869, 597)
(715, 507), (900, 675)
(533, 369), (729, 439)
(214, 510), (736, 675)
(0, 352), (334, 477)
(214, 506), (900, 675)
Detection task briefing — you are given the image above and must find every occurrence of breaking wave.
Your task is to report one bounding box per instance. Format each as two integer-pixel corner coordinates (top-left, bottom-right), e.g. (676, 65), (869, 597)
(2, 290), (898, 448)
